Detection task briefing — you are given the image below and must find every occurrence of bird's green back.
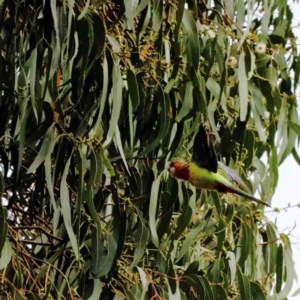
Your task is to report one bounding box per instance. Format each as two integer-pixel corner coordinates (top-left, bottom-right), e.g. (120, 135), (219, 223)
(188, 162), (232, 190)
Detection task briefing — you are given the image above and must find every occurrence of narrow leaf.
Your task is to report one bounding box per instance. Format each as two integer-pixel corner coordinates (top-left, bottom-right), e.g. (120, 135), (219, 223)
(60, 152), (79, 260)
(0, 205), (7, 254)
(276, 243), (283, 293)
(104, 65), (123, 146)
(0, 240), (12, 270)
(149, 178), (161, 247)
(236, 265), (251, 300)
(182, 9), (200, 70)
(127, 68), (140, 112)
(238, 49), (248, 121)
(176, 82), (193, 122)
(250, 282), (266, 300)
(27, 124), (55, 174)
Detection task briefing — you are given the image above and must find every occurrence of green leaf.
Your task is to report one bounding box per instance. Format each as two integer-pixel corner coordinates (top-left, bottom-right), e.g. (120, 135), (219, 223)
(250, 282), (266, 300)
(0, 171), (4, 198)
(152, 0), (163, 32)
(123, 0), (136, 30)
(277, 236), (297, 299)
(27, 124), (55, 174)
(288, 120), (300, 136)
(29, 48), (38, 120)
(45, 135), (60, 233)
(17, 98), (29, 181)
(236, 0), (245, 36)
(211, 192), (222, 218)
(174, 0), (185, 41)
(100, 147), (115, 177)
(226, 251), (236, 285)
(77, 0), (90, 20)
(129, 208), (150, 270)
(266, 222), (277, 274)
(89, 147), (103, 191)
(176, 82), (193, 122)
(292, 147), (300, 166)
(210, 257), (225, 284)
(184, 275), (205, 299)
(269, 146), (278, 191)
(236, 265), (251, 300)
(212, 285), (228, 300)
(90, 14), (106, 61)
(237, 219), (253, 267)
(104, 64), (123, 146)
(127, 68), (140, 112)
(0, 240), (12, 270)
(245, 45), (256, 78)
(167, 261), (178, 295)
(135, 0), (149, 15)
(96, 211), (122, 278)
(91, 227), (102, 277)
(136, 266), (150, 298)
(249, 83), (265, 117)
(49, 0), (62, 79)
(115, 126), (130, 175)
(238, 49), (248, 121)
(251, 101), (266, 143)
(141, 85), (170, 155)
(87, 279), (103, 300)
(255, 54), (271, 68)
(182, 9), (200, 70)
(176, 221), (205, 262)
(172, 200), (192, 241)
(60, 152), (79, 260)
(96, 56), (109, 128)
(276, 243), (283, 293)
(86, 188), (102, 233)
(157, 191), (175, 239)
(149, 177), (161, 247)
(106, 35), (121, 53)
(243, 129), (255, 169)
(0, 205), (7, 255)
(136, 2), (152, 43)
(199, 276), (214, 300)
(216, 217), (227, 251)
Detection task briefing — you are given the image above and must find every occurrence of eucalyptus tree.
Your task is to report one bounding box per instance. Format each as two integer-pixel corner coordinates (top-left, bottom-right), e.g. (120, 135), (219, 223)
(0, 0), (298, 299)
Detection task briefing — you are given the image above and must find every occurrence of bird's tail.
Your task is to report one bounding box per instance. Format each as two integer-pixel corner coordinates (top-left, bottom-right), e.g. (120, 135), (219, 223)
(218, 183), (270, 207)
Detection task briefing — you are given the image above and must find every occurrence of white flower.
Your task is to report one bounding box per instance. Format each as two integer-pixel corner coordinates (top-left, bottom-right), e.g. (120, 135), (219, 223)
(197, 22), (209, 33)
(264, 111), (270, 119)
(255, 42), (267, 54)
(207, 29), (216, 39)
(227, 56), (238, 68)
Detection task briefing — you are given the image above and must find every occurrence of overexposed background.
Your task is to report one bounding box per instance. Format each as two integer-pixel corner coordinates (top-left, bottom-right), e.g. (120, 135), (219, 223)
(267, 155), (300, 297)
(268, 1), (300, 297)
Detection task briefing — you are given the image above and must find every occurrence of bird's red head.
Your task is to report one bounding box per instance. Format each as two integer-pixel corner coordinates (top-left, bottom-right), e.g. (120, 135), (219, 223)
(168, 158), (190, 181)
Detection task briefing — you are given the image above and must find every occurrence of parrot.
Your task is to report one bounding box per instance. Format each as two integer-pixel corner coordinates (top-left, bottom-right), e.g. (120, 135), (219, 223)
(168, 125), (269, 207)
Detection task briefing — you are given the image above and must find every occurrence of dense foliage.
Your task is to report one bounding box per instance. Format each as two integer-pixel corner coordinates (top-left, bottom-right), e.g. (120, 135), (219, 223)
(0, 0), (299, 299)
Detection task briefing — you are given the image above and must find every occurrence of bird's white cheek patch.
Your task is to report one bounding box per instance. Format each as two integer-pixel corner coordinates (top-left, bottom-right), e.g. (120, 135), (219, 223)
(169, 167), (175, 176)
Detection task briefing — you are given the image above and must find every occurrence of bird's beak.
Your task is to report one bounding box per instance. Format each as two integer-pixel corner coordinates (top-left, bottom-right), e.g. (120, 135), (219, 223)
(167, 161), (171, 173)
(167, 161), (175, 176)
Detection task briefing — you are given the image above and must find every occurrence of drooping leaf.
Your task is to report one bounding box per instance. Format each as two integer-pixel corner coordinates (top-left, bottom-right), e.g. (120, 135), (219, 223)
(0, 240), (12, 270)
(236, 265), (251, 300)
(27, 124), (55, 174)
(0, 205), (8, 255)
(238, 49), (248, 122)
(149, 177), (161, 247)
(60, 152), (79, 260)
(182, 9), (200, 70)
(127, 68), (140, 112)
